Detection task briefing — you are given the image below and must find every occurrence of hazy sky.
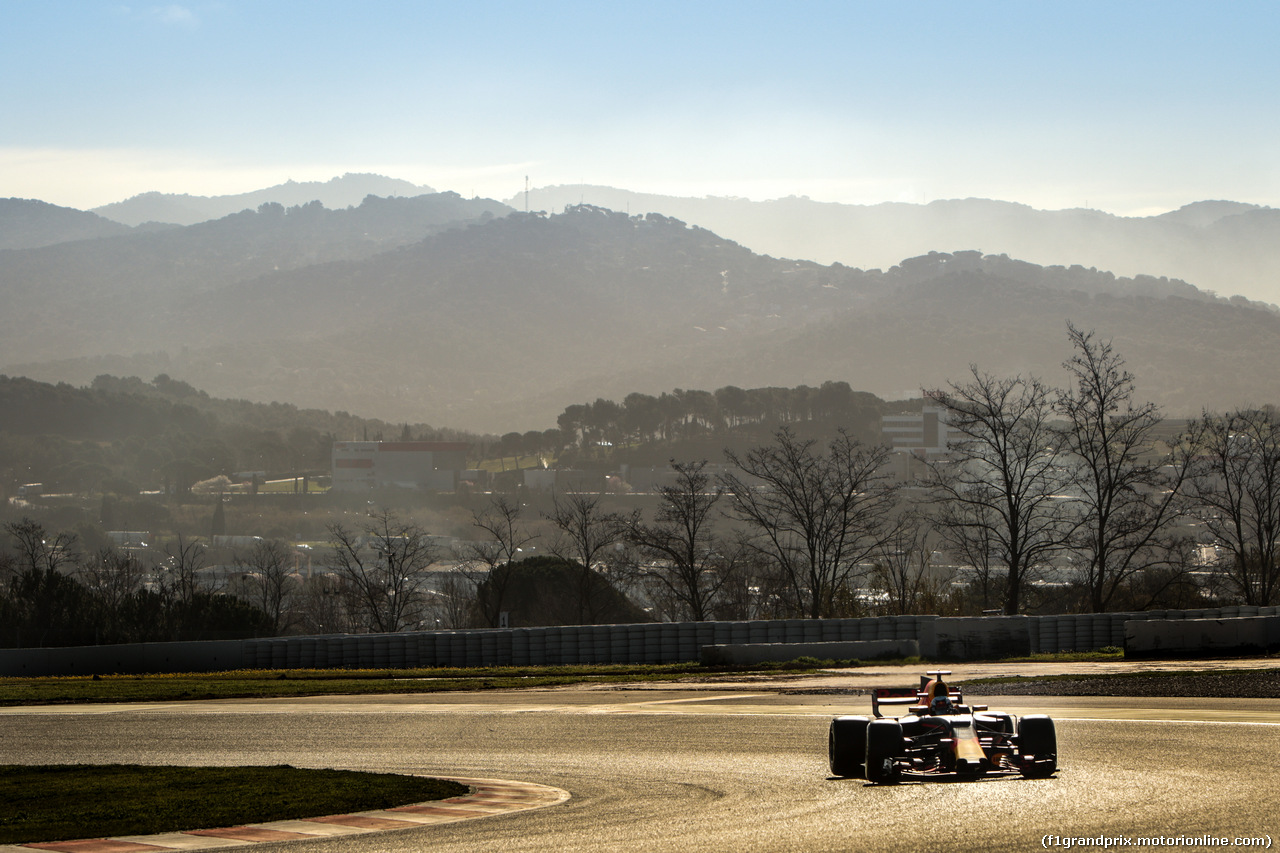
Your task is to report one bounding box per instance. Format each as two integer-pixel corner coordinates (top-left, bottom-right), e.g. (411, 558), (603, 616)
(4, 1), (1277, 215)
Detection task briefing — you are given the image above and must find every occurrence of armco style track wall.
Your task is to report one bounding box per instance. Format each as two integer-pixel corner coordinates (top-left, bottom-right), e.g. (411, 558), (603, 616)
(1, 607), (1277, 676)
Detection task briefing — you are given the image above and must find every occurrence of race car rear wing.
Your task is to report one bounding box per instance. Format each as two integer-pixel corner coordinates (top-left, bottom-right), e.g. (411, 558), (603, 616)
(871, 670), (968, 717)
(872, 687), (923, 717)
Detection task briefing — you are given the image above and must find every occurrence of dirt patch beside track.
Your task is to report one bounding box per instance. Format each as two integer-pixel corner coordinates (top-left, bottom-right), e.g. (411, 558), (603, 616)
(963, 668), (1280, 698)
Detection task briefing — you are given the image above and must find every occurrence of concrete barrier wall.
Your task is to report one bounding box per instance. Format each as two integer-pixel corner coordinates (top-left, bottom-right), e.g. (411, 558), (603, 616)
(1037, 607), (1279, 653)
(0, 640), (246, 676)
(1124, 616), (1280, 658)
(3, 607), (1278, 675)
(920, 617), (1030, 660)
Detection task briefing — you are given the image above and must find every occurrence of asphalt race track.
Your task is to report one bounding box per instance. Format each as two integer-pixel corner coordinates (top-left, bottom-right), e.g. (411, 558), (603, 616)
(3, 668), (1279, 852)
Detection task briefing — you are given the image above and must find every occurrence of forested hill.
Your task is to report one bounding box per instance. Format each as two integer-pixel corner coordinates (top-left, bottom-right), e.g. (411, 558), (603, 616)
(0, 191), (511, 365)
(0, 371), (898, 495)
(90, 173), (439, 227)
(0, 374), (472, 495)
(0, 198), (133, 250)
(521, 186), (1280, 307)
(6, 203), (1280, 431)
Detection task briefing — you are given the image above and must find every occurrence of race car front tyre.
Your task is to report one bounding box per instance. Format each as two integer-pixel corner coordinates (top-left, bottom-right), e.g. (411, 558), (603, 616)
(1017, 714), (1057, 777)
(865, 719), (903, 784)
(829, 715), (870, 778)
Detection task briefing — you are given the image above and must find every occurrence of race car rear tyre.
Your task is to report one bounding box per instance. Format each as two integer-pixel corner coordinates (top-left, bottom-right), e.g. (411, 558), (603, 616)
(865, 719), (903, 784)
(1017, 714), (1057, 777)
(829, 716), (870, 778)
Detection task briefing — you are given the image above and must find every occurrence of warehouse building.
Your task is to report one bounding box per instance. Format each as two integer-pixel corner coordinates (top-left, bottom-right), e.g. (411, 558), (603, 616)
(331, 441), (468, 491)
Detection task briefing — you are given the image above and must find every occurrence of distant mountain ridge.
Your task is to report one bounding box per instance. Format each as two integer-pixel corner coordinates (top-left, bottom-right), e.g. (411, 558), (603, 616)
(0, 191), (512, 365)
(6, 201), (1280, 432)
(0, 198), (134, 250)
(23, 171), (1278, 305)
(91, 172), (436, 226)
(514, 185), (1280, 306)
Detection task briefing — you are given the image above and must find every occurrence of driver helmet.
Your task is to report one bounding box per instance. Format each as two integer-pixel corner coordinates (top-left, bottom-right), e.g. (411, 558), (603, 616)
(930, 683), (953, 713)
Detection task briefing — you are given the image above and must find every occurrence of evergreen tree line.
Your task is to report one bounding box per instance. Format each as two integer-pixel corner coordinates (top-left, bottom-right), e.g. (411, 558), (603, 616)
(548, 382), (889, 456)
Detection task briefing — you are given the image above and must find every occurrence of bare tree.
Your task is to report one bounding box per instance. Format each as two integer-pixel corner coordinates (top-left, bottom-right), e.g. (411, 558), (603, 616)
(455, 495), (536, 627)
(868, 512), (955, 616)
(940, 499), (1007, 613)
(326, 510), (440, 633)
(148, 534), (211, 641)
(1191, 408), (1280, 606)
(3, 518), (85, 647)
(431, 569), (477, 630)
(1056, 324), (1199, 612)
(4, 517), (79, 576)
(77, 546), (150, 642)
(626, 460), (740, 621)
(161, 534), (208, 606)
(722, 427), (898, 619)
(79, 547), (148, 605)
(296, 573), (350, 635)
(545, 493), (635, 623)
(232, 539), (299, 635)
(929, 369), (1067, 615)
(1110, 538), (1205, 611)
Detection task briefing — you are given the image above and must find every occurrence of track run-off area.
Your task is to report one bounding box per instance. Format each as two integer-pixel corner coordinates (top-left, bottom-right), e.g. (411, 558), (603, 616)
(3, 660), (1278, 853)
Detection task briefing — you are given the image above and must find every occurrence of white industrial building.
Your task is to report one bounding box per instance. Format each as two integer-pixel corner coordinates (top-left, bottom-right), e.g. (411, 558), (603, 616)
(331, 441), (468, 491)
(880, 405), (960, 460)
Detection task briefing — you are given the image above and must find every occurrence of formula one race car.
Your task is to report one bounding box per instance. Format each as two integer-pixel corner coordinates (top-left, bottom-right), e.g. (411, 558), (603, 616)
(828, 670), (1057, 783)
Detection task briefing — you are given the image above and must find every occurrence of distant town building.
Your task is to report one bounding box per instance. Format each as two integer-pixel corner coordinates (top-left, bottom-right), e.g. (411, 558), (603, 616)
(107, 530), (150, 548)
(331, 441), (468, 491)
(880, 404), (959, 460)
(522, 468), (605, 494)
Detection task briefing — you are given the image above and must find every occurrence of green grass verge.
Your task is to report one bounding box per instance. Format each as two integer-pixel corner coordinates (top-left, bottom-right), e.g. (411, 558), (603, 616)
(997, 647), (1126, 662)
(0, 764), (467, 845)
(0, 659), (907, 706)
(0, 665), (690, 705)
(0, 650), (1168, 707)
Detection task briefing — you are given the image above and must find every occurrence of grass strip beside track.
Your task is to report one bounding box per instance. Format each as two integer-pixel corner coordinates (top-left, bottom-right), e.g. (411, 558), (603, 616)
(0, 661), (860, 706)
(0, 764), (467, 845)
(0, 653), (1154, 706)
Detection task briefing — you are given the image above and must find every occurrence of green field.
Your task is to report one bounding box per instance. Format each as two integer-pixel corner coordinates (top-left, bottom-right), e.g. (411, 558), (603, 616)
(0, 661), (840, 706)
(0, 764), (466, 845)
(0, 651), (1139, 707)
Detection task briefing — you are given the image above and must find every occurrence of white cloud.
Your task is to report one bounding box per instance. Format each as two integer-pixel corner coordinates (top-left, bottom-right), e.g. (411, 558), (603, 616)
(0, 148), (278, 209)
(149, 4), (198, 27)
(0, 147), (542, 209)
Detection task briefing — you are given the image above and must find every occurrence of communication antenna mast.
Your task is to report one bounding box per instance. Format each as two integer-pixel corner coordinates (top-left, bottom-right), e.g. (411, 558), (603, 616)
(525, 175), (529, 213)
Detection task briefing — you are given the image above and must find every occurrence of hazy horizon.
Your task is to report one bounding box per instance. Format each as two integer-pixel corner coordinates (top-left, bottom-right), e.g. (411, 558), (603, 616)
(3, 2), (1278, 216)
